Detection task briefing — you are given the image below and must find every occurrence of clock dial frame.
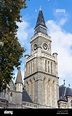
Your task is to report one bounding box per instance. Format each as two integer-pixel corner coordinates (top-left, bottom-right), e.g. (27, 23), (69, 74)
(43, 43), (48, 50)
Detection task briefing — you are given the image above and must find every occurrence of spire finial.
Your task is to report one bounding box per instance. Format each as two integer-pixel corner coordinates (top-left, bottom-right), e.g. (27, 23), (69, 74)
(40, 6), (42, 11)
(63, 79), (65, 85)
(68, 84), (70, 87)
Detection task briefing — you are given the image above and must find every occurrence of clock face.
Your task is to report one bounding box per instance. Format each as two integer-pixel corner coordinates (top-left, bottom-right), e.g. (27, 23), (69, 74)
(43, 43), (48, 50)
(34, 44), (37, 50)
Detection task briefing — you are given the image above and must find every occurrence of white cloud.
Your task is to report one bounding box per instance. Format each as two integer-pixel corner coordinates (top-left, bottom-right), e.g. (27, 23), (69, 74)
(16, 20), (29, 45)
(16, 19), (33, 48)
(12, 19), (34, 84)
(59, 18), (67, 26)
(46, 20), (72, 87)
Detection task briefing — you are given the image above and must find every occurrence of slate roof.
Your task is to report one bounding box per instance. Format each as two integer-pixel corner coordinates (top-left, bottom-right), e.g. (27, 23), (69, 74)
(65, 87), (72, 96)
(35, 8), (47, 29)
(59, 85), (72, 102)
(22, 90), (33, 103)
(9, 80), (16, 91)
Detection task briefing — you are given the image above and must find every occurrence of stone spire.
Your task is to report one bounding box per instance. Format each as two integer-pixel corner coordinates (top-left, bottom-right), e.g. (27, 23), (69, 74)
(15, 67), (22, 84)
(34, 7), (47, 35)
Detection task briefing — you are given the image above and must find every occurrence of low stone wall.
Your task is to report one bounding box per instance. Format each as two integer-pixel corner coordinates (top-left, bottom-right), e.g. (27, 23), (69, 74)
(22, 101), (50, 109)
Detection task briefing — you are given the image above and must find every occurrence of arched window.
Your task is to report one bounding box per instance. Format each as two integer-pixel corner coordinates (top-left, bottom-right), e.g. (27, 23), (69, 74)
(26, 81), (29, 93)
(71, 100), (72, 107)
(10, 92), (12, 102)
(48, 61), (49, 72)
(45, 60), (47, 72)
(51, 62), (52, 74)
(10, 92), (12, 97)
(29, 79), (32, 97)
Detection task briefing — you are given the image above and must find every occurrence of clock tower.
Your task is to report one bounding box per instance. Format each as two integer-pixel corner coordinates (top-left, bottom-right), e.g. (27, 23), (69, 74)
(24, 8), (59, 108)
(31, 8), (51, 55)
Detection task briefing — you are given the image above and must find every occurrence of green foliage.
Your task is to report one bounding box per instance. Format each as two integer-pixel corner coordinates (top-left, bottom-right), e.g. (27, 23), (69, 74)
(0, 0), (27, 92)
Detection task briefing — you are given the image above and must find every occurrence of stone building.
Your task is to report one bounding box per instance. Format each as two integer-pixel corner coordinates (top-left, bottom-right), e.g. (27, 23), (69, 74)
(0, 8), (72, 109)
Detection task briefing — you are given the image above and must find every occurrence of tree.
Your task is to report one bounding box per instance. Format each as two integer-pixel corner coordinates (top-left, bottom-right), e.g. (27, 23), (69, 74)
(0, 0), (27, 92)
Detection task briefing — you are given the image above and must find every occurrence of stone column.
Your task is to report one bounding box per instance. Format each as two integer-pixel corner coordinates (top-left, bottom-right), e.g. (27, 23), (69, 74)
(45, 79), (48, 106)
(27, 81), (29, 94)
(52, 80), (55, 107)
(30, 79), (33, 100)
(35, 76), (44, 105)
(48, 80), (50, 106)
(54, 81), (58, 107)
(43, 78), (46, 105)
(43, 78), (48, 105)
(50, 80), (52, 107)
(29, 80), (31, 97)
(32, 78), (35, 102)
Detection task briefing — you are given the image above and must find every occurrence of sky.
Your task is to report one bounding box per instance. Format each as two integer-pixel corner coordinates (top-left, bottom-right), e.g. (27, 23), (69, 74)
(13, 0), (72, 88)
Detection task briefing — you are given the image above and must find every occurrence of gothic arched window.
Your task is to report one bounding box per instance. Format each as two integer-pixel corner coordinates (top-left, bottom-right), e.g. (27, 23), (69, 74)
(10, 92), (12, 102)
(10, 92), (12, 97)
(51, 62), (52, 74)
(48, 61), (49, 72)
(45, 60), (47, 72)
(71, 100), (72, 107)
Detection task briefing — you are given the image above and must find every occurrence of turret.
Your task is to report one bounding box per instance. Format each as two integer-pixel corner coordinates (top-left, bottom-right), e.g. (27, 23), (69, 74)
(15, 67), (23, 92)
(15, 67), (23, 105)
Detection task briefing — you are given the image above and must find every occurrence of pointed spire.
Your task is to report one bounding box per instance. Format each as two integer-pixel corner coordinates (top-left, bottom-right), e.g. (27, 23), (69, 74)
(34, 7), (47, 35)
(15, 67), (22, 84)
(35, 7), (47, 29)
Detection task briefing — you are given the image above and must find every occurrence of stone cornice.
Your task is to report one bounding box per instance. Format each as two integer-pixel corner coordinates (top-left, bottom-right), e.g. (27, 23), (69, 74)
(30, 32), (51, 42)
